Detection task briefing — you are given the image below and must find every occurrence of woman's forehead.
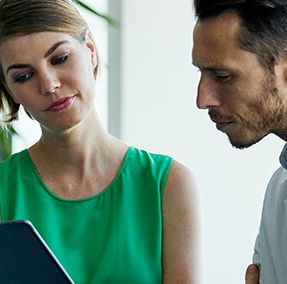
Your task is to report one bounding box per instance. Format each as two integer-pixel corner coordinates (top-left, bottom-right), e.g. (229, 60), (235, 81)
(0, 32), (75, 66)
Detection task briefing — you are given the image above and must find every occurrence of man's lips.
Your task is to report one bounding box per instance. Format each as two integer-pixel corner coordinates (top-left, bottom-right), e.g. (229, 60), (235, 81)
(46, 96), (75, 112)
(209, 110), (234, 131)
(211, 119), (232, 131)
(215, 121), (232, 131)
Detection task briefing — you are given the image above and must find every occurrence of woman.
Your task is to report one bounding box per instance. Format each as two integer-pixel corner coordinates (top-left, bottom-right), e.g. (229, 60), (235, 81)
(0, 0), (202, 283)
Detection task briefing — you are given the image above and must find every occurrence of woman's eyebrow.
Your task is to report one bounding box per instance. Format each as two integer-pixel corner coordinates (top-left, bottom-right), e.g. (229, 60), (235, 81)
(6, 64), (31, 74)
(6, 40), (71, 74)
(44, 40), (70, 58)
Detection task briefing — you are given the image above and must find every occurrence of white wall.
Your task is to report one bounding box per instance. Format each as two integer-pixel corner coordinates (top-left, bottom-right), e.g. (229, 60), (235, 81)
(119, 0), (285, 283)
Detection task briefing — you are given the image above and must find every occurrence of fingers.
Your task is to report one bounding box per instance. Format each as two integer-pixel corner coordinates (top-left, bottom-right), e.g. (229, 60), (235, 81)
(245, 264), (259, 284)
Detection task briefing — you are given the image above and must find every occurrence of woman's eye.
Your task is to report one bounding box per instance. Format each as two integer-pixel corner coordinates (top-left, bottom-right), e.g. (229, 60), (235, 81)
(14, 72), (33, 83)
(51, 54), (69, 65)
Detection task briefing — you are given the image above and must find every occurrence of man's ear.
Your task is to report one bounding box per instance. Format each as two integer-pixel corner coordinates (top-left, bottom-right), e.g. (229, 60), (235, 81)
(85, 31), (97, 69)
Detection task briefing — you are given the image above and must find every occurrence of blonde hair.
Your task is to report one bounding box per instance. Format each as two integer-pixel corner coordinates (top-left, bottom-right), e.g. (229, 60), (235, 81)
(0, 0), (100, 124)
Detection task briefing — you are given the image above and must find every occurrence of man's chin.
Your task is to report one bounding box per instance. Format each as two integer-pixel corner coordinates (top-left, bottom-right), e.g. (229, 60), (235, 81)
(228, 135), (264, 150)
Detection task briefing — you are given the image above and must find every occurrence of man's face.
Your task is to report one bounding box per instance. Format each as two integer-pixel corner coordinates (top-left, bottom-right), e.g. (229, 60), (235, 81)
(192, 11), (287, 148)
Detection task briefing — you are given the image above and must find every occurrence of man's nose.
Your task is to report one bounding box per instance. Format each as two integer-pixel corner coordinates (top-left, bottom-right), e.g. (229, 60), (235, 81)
(196, 76), (221, 109)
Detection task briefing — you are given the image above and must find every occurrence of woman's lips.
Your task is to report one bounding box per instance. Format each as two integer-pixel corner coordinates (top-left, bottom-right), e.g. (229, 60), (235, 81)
(46, 96), (75, 112)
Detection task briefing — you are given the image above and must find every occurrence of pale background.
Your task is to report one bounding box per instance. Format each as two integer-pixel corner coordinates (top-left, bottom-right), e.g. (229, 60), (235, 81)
(12, 0), (285, 283)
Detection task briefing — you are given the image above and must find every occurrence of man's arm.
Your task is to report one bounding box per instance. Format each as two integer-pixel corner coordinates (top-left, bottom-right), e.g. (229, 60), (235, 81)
(245, 264), (259, 284)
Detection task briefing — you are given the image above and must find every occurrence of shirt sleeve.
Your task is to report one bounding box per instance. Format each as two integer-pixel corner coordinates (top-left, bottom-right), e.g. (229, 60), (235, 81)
(253, 232), (261, 269)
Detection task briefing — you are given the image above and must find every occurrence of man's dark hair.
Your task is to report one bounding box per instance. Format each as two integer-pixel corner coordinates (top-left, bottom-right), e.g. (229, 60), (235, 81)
(193, 0), (287, 70)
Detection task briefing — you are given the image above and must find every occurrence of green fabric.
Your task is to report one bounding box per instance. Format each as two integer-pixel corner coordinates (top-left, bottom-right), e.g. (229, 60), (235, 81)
(0, 147), (173, 283)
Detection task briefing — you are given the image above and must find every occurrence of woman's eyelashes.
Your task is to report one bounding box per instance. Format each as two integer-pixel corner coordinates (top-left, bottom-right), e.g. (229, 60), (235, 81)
(12, 53), (71, 83)
(14, 70), (34, 83)
(51, 53), (70, 65)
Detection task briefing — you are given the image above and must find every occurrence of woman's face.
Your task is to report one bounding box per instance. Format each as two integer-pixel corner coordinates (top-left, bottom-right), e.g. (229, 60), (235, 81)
(0, 31), (97, 133)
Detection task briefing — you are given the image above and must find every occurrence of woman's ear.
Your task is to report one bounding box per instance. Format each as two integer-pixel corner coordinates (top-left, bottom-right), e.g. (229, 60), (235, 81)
(85, 31), (97, 69)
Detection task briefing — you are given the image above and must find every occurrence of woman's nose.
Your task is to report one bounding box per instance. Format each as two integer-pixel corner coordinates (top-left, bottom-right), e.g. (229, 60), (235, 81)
(39, 70), (60, 95)
(196, 76), (221, 109)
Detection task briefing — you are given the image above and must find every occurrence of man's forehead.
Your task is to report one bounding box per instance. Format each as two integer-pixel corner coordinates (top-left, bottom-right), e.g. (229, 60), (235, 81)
(192, 12), (258, 72)
(194, 11), (241, 36)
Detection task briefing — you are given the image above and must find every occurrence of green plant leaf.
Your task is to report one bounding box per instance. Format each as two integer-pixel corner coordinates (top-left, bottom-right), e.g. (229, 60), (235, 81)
(73, 0), (118, 27)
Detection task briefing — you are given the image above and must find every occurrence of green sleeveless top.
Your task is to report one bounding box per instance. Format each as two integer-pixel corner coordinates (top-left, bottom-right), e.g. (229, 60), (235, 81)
(0, 147), (173, 283)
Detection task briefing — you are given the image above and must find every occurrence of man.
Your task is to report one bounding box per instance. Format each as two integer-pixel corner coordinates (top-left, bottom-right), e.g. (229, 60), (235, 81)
(192, 0), (287, 283)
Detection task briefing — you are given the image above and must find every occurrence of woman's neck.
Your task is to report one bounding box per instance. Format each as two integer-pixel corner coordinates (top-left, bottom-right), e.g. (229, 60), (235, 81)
(27, 114), (129, 199)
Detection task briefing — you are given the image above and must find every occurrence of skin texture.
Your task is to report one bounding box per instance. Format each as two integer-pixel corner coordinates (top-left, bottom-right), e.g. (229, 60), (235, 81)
(192, 11), (287, 149)
(0, 31), (202, 283)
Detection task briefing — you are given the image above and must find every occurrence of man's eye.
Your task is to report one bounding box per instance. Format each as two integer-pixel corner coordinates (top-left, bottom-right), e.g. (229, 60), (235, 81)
(14, 72), (33, 83)
(51, 54), (70, 65)
(216, 74), (231, 81)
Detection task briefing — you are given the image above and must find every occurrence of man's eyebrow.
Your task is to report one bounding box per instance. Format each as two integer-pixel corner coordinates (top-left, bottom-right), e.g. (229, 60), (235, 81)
(6, 40), (70, 74)
(202, 66), (226, 72)
(192, 62), (231, 72)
